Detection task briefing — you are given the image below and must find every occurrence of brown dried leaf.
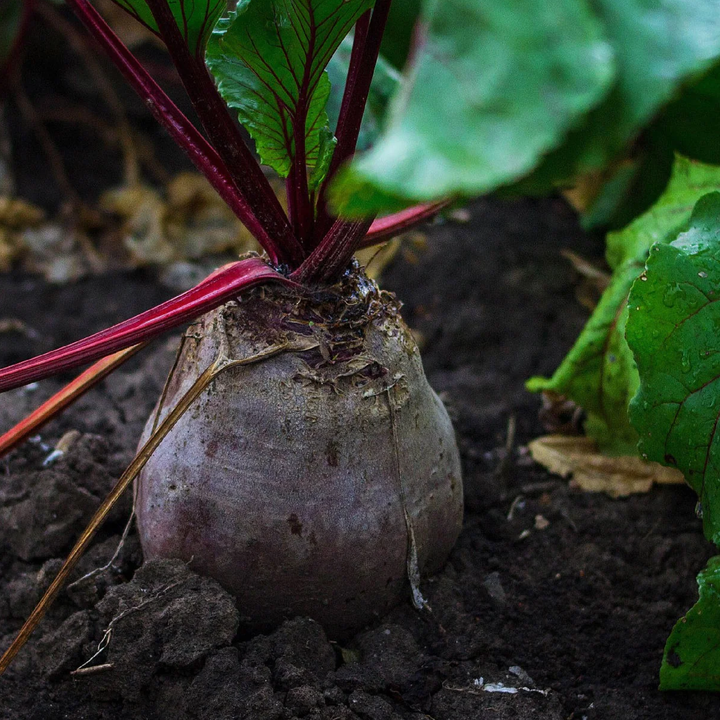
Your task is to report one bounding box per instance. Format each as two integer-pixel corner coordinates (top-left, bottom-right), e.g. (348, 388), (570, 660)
(0, 197), (45, 271)
(0, 197), (44, 228)
(528, 434), (685, 498)
(100, 174), (260, 266)
(562, 158), (635, 215)
(164, 173), (258, 259)
(100, 184), (170, 265)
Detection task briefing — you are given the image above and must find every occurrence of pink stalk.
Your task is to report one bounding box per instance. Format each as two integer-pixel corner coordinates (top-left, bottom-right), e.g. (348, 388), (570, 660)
(0, 344), (146, 457)
(64, 0), (286, 264)
(360, 201), (450, 247)
(314, 0), (392, 238)
(285, 14), (321, 248)
(142, 0), (305, 267)
(287, 97), (314, 246)
(335, 11), (371, 138)
(292, 217), (374, 284)
(0, 259), (292, 393)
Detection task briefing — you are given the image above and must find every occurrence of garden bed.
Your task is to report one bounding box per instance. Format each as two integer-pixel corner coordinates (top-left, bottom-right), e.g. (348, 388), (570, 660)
(0, 196), (717, 719)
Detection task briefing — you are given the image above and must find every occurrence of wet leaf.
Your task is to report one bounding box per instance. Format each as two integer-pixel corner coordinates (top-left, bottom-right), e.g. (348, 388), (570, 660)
(333, 0), (720, 216)
(528, 157), (720, 454)
(627, 192), (720, 545)
(605, 156), (720, 271)
(528, 435), (683, 498)
(331, 0), (614, 214)
(660, 556), (720, 691)
(206, 0), (373, 178)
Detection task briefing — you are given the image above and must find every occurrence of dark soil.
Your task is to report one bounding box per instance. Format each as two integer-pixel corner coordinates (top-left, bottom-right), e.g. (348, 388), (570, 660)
(0, 197), (718, 720)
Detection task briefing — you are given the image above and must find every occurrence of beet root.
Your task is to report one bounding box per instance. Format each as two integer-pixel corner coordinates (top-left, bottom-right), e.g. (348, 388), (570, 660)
(135, 271), (463, 638)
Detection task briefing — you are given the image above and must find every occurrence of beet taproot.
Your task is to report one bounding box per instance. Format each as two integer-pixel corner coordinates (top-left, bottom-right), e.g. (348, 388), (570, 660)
(136, 269), (462, 637)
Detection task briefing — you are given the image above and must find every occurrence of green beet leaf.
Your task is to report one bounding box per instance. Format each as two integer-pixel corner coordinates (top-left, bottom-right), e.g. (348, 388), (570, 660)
(531, 53), (720, 233)
(330, 0), (615, 215)
(206, 0), (373, 179)
(519, 0), (720, 195)
(627, 192), (720, 545)
(605, 156), (720, 271)
(528, 156), (720, 454)
(660, 555), (720, 691)
(110, 0), (225, 55)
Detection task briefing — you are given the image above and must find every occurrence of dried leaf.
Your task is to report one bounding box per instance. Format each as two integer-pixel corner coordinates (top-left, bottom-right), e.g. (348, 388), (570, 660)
(0, 197), (44, 271)
(100, 184), (170, 264)
(21, 225), (104, 283)
(164, 173), (258, 259)
(0, 197), (44, 227)
(528, 434), (684, 498)
(2, 173), (404, 283)
(99, 173), (260, 266)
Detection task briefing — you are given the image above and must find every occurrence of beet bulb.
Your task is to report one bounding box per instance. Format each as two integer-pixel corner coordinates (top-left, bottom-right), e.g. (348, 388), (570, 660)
(136, 269), (463, 638)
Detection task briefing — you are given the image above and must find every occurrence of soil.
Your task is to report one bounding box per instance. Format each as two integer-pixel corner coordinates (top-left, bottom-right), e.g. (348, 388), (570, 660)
(1, 196), (719, 720)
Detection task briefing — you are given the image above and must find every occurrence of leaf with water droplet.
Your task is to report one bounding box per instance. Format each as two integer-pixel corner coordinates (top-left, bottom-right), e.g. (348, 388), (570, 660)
(628, 191), (720, 546)
(528, 157), (720, 454)
(660, 555), (720, 691)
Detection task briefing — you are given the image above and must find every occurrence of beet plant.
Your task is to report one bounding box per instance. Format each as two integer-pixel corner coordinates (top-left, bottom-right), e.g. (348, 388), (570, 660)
(2, 0), (720, 685)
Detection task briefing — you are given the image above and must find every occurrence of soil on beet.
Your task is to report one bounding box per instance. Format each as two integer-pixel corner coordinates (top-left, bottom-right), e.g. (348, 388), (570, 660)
(1, 196), (718, 720)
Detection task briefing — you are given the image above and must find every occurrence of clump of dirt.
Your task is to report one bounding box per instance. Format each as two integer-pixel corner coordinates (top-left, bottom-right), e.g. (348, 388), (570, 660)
(0, 198), (718, 720)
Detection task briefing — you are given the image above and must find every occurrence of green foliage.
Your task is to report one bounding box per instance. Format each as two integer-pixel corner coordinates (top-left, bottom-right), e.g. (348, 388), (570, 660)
(660, 556), (720, 691)
(525, 0), (720, 190)
(206, 0), (373, 179)
(552, 59), (720, 232)
(527, 156), (720, 454)
(605, 157), (720, 269)
(331, 0), (720, 216)
(627, 192), (720, 545)
(330, 0), (615, 214)
(653, 63), (720, 167)
(111, 0), (225, 55)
